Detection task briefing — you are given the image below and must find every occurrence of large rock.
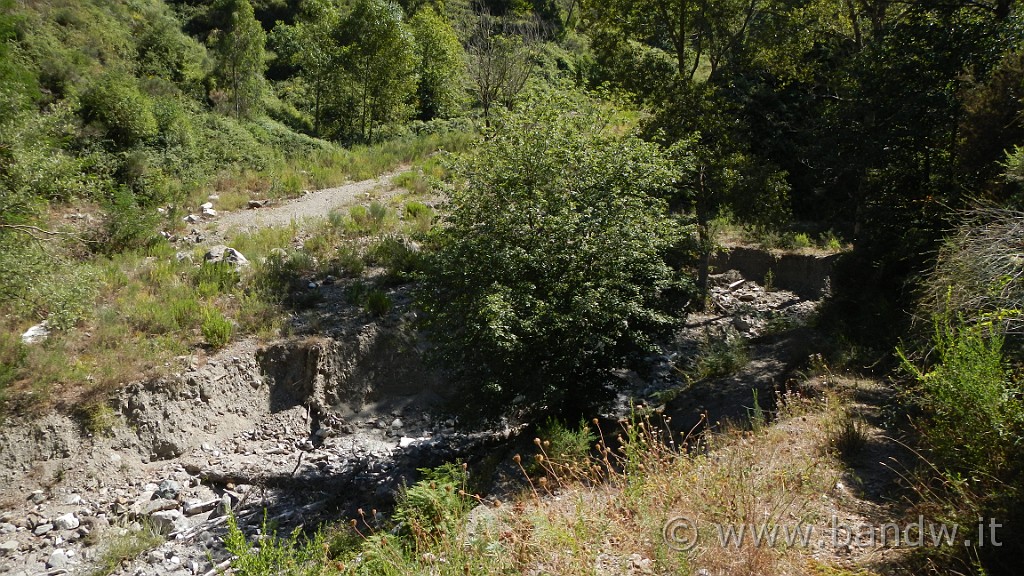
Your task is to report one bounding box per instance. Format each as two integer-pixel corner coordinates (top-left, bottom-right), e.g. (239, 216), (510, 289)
(149, 510), (188, 536)
(20, 322), (49, 345)
(156, 479), (181, 500)
(204, 245), (249, 268)
(0, 540), (19, 556)
(53, 513), (79, 531)
(46, 549), (68, 569)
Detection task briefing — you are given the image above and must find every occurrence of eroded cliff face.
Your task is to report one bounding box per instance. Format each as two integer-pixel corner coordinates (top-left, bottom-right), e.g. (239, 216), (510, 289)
(0, 319), (462, 576)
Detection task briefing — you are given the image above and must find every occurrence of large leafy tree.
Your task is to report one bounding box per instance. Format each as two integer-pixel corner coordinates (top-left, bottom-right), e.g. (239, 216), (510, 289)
(421, 93), (688, 416)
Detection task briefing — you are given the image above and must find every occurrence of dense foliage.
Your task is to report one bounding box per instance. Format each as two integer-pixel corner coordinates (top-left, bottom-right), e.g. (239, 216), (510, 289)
(421, 95), (689, 416)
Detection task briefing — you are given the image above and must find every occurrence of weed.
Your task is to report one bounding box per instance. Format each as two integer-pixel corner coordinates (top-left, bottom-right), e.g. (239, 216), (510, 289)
(688, 327), (749, 380)
(748, 389), (767, 432)
(80, 401), (119, 437)
(345, 281), (369, 305)
(365, 235), (423, 283)
(829, 411), (868, 458)
(89, 523), (163, 576)
(333, 245), (365, 277)
(201, 307), (233, 349)
(364, 290), (392, 317)
(224, 511), (328, 576)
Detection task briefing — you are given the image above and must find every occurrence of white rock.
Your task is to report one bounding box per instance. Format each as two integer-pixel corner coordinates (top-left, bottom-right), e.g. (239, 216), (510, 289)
(46, 549), (68, 569)
(20, 322), (50, 345)
(390, 418), (403, 430)
(399, 437), (417, 448)
(0, 540), (19, 556)
(200, 202), (214, 210)
(54, 513), (79, 531)
(202, 207), (217, 217)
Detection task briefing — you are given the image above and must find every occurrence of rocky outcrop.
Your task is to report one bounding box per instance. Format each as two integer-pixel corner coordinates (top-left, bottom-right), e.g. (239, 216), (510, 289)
(710, 245), (839, 299)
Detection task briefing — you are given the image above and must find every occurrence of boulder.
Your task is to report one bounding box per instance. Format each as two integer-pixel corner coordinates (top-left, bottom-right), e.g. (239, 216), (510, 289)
(149, 510), (188, 536)
(203, 245), (249, 268)
(20, 322), (50, 345)
(53, 513), (79, 531)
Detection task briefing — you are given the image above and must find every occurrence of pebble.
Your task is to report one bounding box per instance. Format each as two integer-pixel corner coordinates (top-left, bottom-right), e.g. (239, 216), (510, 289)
(0, 540), (19, 556)
(33, 524), (53, 536)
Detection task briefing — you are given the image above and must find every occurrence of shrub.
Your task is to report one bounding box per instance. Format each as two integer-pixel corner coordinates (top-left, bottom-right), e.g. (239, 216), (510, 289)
(898, 316), (1021, 479)
(421, 94), (685, 416)
(392, 463), (471, 545)
(194, 262), (240, 296)
(100, 188), (161, 254)
(201, 307), (233, 349)
(79, 72), (159, 147)
(534, 417), (597, 475)
(365, 235), (423, 283)
(364, 290), (392, 316)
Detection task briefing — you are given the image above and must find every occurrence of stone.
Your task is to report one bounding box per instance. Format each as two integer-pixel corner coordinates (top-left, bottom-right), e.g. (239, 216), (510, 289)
(183, 500), (218, 517)
(138, 499), (178, 516)
(202, 207), (217, 218)
(247, 199), (268, 209)
(0, 523), (15, 534)
(153, 439), (185, 460)
(0, 540), (19, 556)
(200, 202), (214, 210)
(33, 524), (53, 536)
(21, 322), (50, 344)
(156, 479), (181, 500)
(147, 550), (165, 564)
(149, 510), (188, 536)
(46, 549), (68, 569)
(53, 513), (79, 531)
(184, 214), (200, 224)
(203, 245), (249, 268)
(390, 418), (403, 430)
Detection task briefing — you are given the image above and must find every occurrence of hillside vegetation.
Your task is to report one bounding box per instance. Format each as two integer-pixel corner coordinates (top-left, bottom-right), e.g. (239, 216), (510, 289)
(2, 0), (1024, 574)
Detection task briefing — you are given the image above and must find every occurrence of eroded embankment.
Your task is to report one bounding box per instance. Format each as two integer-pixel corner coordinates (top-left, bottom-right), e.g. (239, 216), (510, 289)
(0, 318), (516, 576)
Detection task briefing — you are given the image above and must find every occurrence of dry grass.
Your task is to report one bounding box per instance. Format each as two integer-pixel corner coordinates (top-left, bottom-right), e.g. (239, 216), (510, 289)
(313, 394), (884, 576)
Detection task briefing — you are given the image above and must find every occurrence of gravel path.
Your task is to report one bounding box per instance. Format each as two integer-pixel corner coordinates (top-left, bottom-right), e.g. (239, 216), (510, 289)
(212, 169), (405, 234)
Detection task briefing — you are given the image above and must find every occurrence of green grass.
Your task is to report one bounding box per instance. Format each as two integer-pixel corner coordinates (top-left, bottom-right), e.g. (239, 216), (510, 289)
(89, 523), (164, 576)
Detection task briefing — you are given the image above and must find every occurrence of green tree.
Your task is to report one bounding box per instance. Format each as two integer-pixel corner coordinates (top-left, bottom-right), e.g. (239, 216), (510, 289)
(334, 0), (418, 142)
(211, 0), (267, 118)
(284, 0), (343, 136)
(421, 94), (687, 416)
(410, 6), (466, 120)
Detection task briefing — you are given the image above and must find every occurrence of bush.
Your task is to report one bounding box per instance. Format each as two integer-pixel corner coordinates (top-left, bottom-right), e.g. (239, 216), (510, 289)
(392, 463), (471, 545)
(421, 94), (686, 416)
(898, 317), (1021, 479)
(79, 72), (159, 147)
(534, 417), (597, 475)
(201, 307), (233, 349)
(365, 235), (423, 283)
(99, 188), (161, 254)
(364, 289), (392, 316)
